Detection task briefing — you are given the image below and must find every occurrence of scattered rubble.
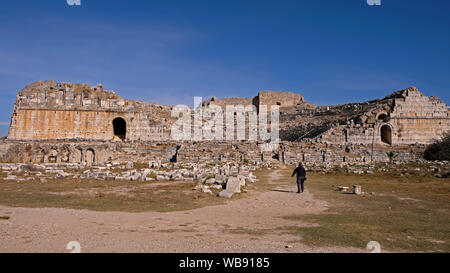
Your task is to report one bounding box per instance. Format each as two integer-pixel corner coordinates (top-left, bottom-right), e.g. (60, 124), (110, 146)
(0, 160), (262, 198)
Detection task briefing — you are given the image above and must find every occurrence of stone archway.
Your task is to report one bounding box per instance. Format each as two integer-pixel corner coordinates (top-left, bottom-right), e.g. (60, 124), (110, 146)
(74, 148), (83, 163)
(113, 117), (126, 141)
(85, 149), (95, 164)
(377, 112), (390, 122)
(48, 147), (58, 163)
(380, 124), (392, 145)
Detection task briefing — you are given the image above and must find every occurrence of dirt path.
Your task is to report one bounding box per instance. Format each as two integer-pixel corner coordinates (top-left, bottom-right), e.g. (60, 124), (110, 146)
(0, 170), (363, 253)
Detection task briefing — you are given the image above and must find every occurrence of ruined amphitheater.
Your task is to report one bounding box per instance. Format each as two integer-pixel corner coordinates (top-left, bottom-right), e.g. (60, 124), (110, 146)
(0, 80), (449, 167)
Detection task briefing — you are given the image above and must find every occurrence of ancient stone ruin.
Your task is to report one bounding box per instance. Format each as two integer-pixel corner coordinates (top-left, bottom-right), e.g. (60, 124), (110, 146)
(0, 80), (449, 167)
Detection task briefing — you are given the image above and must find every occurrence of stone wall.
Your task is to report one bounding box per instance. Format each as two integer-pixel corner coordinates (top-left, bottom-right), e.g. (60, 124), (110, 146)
(0, 139), (425, 167)
(312, 87), (450, 145)
(8, 80), (174, 141)
(389, 87), (449, 144)
(256, 91), (305, 108)
(0, 140), (179, 165)
(8, 109), (170, 141)
(2, 82), (448, 167)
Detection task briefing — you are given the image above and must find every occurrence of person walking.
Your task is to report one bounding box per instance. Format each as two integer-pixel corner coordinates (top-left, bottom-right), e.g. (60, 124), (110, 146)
(292, 163), (307, 194)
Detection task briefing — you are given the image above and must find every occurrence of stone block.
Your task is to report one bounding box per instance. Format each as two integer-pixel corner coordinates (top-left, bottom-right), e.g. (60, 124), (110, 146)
(225, 177), (241, 193)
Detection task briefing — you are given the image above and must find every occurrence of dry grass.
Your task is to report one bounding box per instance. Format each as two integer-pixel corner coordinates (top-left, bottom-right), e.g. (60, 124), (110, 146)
(224, 227), (274, 236)
(1, 165), (449, 252)
(276, 167), (450, 252)
(0, 178), (229, 212)
(133, 162), (149, 169)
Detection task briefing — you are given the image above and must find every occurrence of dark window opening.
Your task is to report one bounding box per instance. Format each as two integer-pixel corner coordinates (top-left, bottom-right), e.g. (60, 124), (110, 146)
(378, 113), (389, 122)
(170, 145), (182, 163)
(113, 118), (126, 141)
(380, 125), (392, 145)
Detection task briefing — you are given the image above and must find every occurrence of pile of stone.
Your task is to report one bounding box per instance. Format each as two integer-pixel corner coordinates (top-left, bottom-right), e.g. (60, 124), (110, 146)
(0, 161), (260, 199)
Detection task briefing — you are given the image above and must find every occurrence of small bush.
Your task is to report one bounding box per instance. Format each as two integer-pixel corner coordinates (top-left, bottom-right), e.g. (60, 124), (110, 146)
(424, 133), (450, 161)
(386, 151), (398, 164)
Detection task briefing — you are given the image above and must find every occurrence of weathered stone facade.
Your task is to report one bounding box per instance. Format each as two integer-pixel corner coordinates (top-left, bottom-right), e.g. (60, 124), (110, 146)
(312, 87), (450, 145)
(0, 138), (425, 168)
(256, 91), (305, 108)
(1, 81), (448, 166)
(8, 80), (173, 141)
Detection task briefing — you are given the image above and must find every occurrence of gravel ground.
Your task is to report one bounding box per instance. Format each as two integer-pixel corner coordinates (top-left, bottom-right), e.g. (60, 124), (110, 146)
(0, 171), (364, 253)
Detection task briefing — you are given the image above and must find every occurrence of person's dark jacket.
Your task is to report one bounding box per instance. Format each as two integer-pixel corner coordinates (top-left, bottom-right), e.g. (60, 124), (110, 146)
(292, 165), (307, 182)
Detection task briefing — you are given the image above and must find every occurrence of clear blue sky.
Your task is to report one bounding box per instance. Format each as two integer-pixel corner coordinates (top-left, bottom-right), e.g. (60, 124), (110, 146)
(0, 0), (449, 136)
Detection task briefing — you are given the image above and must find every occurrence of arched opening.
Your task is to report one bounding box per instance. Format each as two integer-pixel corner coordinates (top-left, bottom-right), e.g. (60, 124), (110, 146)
(380, 125), (392, 145)
(61, 148), (70, 163)
(85, 149), (95, 164)
(377, 113), (389, 122)
(113, 117), (126, 141)
(48, 147), (58, 163)
(75, 148), (83, 163)
(377, 114), (387, 120)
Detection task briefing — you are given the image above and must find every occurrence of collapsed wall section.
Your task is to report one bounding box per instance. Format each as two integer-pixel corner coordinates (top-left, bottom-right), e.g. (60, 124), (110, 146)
(311, 87), (450, 145)
(3, 82), (448, 167)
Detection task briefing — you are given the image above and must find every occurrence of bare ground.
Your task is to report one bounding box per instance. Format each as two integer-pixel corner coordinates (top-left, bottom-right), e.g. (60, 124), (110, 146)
(0, 170), (363, 253)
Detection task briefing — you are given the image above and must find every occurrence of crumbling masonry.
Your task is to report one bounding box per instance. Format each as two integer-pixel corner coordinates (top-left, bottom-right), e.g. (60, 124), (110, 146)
(0, 80), (448, 166)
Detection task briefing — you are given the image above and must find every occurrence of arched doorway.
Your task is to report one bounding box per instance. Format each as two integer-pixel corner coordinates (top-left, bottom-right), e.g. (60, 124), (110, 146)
(85, 149), (95, 164)
(380, 125), (392, 145)
(74, 148), (83, 163)
(113, 117), (126, 141)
